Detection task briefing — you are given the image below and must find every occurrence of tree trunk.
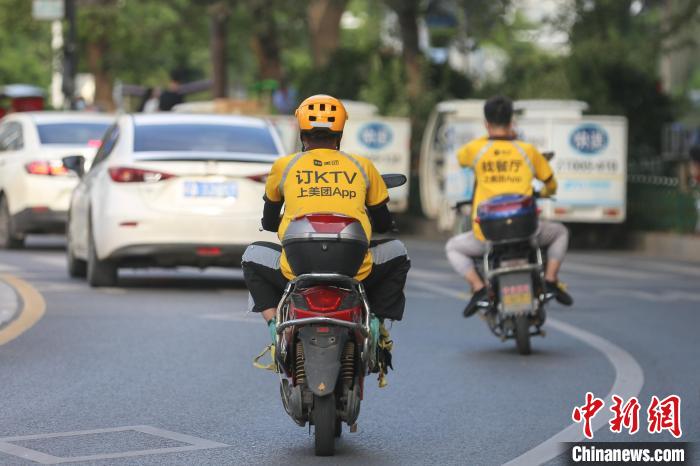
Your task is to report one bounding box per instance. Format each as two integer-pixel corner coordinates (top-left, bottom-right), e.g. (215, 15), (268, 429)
(307, 0), (348, 68)
(250, 3), (282, 81)
(81, 1), (117, 111)
(388, 0), (423, 100)
(86, 33), (114, 111)
(209, 2), (230, 98)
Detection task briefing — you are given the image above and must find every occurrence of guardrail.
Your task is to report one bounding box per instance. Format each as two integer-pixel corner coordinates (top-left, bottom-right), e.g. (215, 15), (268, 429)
(627, 175), (698, 233)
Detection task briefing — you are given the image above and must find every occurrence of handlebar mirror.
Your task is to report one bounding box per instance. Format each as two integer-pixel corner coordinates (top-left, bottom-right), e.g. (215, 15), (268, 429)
(381, 174), (407, 189)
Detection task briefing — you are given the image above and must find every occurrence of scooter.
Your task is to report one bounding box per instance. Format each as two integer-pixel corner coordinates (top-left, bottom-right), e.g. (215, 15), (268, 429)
(273, 174), (406, 456)
(473, 193), (554, 355)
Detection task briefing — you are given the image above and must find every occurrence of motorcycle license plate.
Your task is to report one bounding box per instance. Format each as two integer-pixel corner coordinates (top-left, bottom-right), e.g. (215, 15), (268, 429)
(499, 272), (533, 314)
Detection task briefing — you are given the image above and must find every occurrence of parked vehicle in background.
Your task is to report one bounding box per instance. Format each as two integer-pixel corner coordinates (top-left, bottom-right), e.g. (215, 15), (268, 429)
(420, 99), (628, 233)
(65, 113), (286, 287)
(0, 84), (45, 118)
(0, 112), (113, 248)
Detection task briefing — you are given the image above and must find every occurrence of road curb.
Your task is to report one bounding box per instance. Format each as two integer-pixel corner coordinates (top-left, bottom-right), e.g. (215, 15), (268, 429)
(0, 276), (19, 329)
(631, 231), (700, 263)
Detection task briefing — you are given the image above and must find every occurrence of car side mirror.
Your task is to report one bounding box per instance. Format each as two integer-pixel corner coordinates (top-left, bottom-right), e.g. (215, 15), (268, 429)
(542, 151), (555, 161)
(62, 155), (86, 178)
(381, 174), (407, 189)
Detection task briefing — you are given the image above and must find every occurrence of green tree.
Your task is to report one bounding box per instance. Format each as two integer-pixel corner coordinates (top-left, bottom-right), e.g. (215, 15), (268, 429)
(563, 0), (685, 157)
(76, 0), (210, 109)
(477, 11), (571, 100)
(0, 0), (51, 89)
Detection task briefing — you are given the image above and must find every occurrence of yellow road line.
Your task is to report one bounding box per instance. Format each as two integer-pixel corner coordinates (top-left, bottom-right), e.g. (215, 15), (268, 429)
(0, 274), (46, 346)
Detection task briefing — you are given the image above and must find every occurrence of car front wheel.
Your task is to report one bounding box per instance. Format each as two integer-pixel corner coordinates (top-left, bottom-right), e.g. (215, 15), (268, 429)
(0, 196), (24, 249)
(87, 220), (117, 287)
(66, 223), (87, 278)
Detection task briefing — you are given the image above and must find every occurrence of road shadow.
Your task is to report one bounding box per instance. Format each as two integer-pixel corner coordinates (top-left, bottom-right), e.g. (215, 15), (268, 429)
(114, 268), (248, 290)
(22, 235), (66, 251)
(116, 276), (248, 290)
(279, 440), (385, 465)
(464, 344), (576, 362)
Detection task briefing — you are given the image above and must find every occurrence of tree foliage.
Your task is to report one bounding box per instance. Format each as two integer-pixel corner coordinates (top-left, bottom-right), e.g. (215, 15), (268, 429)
(0, 0), (51, 88)
(2, 0), (697, 157)
(563, 0), (682, 156)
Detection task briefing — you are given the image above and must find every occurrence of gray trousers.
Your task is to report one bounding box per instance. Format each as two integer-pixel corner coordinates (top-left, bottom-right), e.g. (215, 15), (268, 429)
(445, 220), (569, 275)
(242, 239), (411, 321)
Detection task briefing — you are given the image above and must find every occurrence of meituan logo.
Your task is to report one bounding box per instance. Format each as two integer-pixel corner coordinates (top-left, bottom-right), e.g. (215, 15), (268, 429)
(570, 124), (608, 155)
(358, 122), (393, 150)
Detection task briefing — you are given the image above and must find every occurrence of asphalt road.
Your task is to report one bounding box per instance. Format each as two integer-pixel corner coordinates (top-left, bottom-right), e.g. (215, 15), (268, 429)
(0, 235), (697, 465)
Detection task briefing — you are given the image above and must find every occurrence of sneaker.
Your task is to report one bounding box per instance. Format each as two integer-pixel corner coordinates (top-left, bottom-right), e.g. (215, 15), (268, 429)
(463, 287), (488, 317)
(546, 281), (573, 306)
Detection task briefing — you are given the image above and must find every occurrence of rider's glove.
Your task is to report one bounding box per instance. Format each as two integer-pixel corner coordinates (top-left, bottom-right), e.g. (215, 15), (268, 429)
(267, 319), (277, 344)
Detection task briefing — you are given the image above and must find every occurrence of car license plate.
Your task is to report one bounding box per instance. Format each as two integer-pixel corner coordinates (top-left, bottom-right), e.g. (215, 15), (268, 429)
(183, 181), (238, 198)
(499, 272), (533, 314)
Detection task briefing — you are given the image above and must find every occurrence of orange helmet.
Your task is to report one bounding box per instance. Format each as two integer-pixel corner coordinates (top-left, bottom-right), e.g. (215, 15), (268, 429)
(295, 94), (347, 134)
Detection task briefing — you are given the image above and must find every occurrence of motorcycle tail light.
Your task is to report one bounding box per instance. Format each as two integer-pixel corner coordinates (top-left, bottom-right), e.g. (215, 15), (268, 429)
(25, 160), (69, 176)
(108, 167), (176, 183)
(196, 247), (222, 256)
(303, 287), (343, 312)
(297, 213), (356, 234)
(289, 286), (362, 322)
(480, 196), (533, 215)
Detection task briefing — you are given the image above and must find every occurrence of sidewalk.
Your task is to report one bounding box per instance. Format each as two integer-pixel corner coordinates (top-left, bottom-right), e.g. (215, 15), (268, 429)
(630, 232), (700, 263)
(0, 277), (19, 328)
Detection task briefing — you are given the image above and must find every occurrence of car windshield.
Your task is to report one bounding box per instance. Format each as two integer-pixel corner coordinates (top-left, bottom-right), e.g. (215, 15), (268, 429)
(133, 123), (279, 155)
(37, 122), (111, 145)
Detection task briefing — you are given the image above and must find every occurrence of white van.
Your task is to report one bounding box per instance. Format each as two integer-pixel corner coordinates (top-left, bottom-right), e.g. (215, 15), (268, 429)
(420, 99), (628, 231)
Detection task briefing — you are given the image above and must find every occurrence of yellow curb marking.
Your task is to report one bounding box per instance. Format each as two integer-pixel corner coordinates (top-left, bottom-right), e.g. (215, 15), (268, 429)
(0, 274), (46, 346)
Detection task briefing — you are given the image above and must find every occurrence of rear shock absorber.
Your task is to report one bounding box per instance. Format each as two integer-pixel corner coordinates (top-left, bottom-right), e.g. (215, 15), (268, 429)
(295, 342), (305, 386)
(341, 341), (355, 387)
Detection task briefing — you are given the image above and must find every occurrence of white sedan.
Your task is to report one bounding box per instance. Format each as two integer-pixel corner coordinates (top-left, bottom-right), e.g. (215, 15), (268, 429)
(0, 112), (113, 248)
(66, 113), (285, 286)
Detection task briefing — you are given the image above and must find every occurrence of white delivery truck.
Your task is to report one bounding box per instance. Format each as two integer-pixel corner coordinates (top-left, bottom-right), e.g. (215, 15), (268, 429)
(339, 101), (411, 212)
(419, 99), (628, 231)
(174, 99), (412, 212)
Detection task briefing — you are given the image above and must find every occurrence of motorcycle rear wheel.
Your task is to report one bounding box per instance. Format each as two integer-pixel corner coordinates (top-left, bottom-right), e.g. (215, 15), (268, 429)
(313, 394), (336, 456)
(515, 315), (531, 355)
